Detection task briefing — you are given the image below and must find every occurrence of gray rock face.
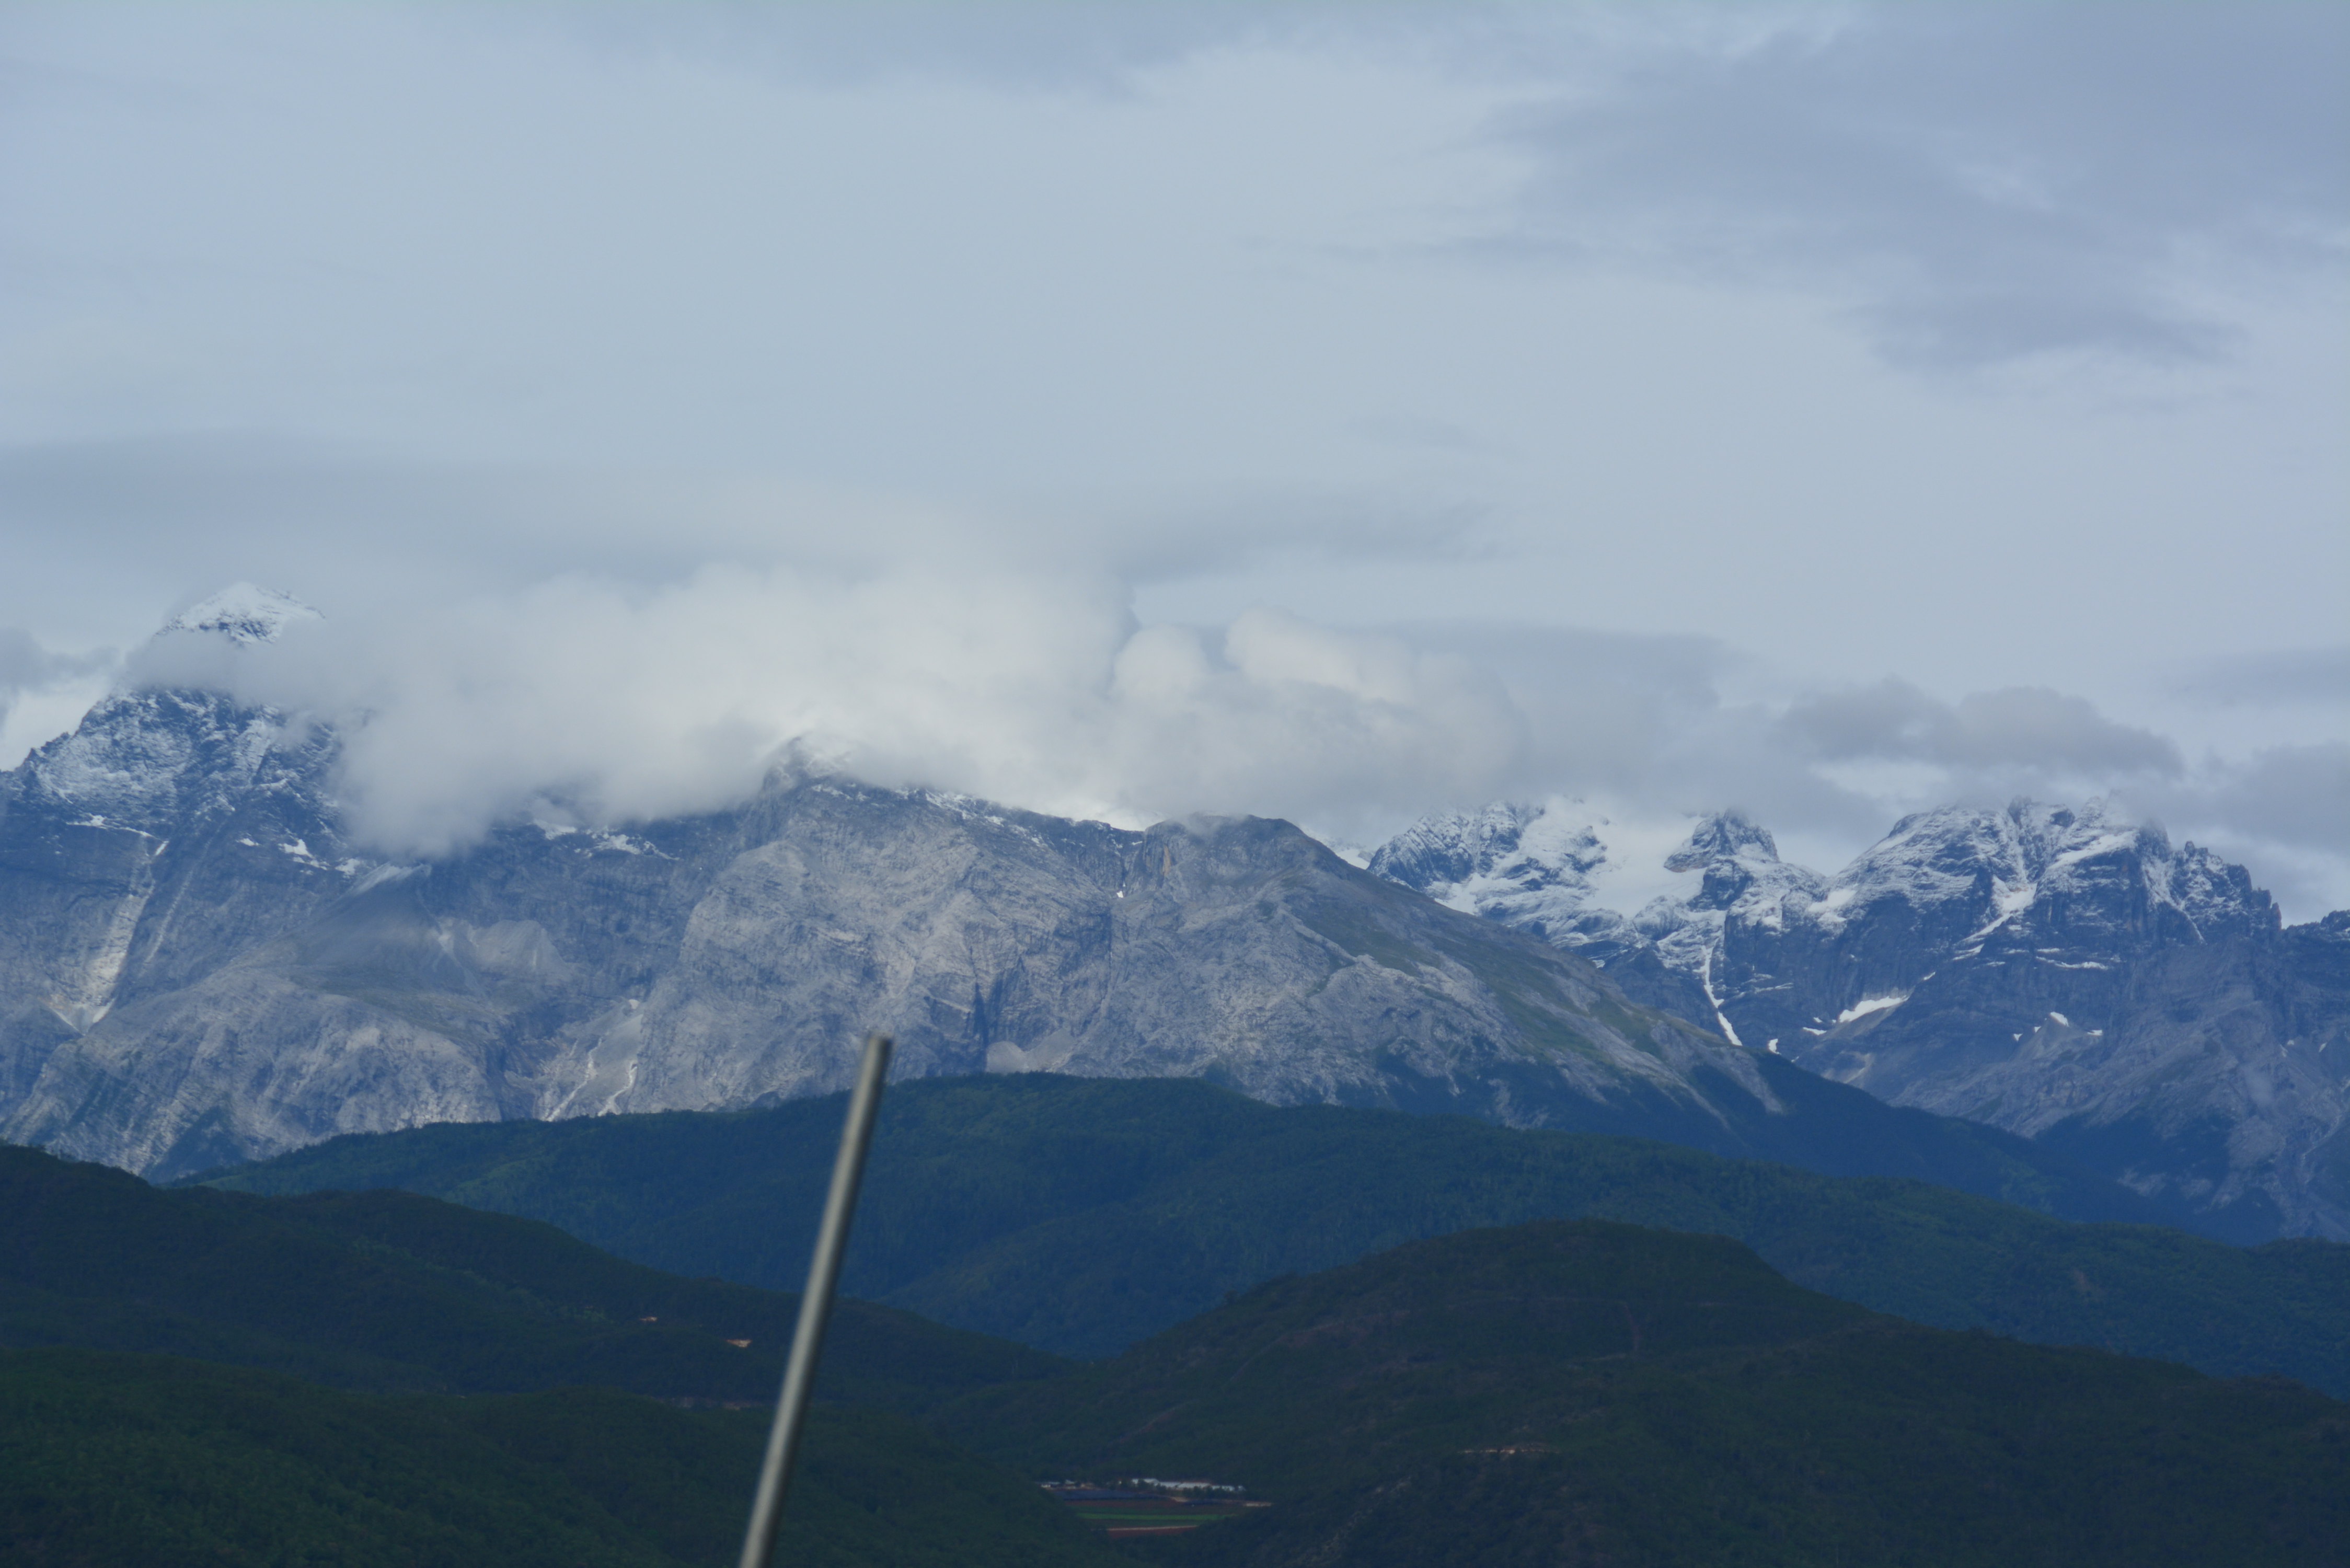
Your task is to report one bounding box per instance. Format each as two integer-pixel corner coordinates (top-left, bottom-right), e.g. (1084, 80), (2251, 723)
(1931, 917), (2350, 1241)
(1, 676), (1838, 1181)
(0, 686), (351, 1096)
(1374, 799), (2350, 1240)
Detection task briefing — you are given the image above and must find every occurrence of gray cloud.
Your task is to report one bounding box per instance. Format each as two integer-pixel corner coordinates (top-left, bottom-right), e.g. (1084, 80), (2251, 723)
(2111, 743), (2350, 920)
(2146, 743), (2350, 858)
(25, 579), (2335, 919)
(1780, 678), (2183, 775)
(1390, 619), (1847, 818)
(0, 626), (114, 751)
(0, 435), (1492, 649)
(76, 594), (1880, 869)
(2168, 646), (2350, 708)
(1384, 635), (2326, 891)
(0, 629), (75, 693)
(0, 626), (109, 693)
(1491, 2), (2349, 367)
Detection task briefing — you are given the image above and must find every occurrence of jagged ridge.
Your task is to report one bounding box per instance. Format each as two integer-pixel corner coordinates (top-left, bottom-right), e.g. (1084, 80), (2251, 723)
(1373, 798), (2350, 1239)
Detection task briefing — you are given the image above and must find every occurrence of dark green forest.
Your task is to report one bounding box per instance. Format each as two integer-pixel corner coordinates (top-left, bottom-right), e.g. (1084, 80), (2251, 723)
(942, 1220), (2350, 1567)
(2, 1142), (1058, 1408)
(0, 1352), (1116, 1568)
(210, 1074), (2350, 1388)
(8, 1077), (2348, 1564)
(0, 1144), (1115, 1566)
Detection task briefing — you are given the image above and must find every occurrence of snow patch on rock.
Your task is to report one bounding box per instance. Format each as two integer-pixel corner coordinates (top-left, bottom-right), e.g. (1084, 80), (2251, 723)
(1835, 995), (1907, 1024)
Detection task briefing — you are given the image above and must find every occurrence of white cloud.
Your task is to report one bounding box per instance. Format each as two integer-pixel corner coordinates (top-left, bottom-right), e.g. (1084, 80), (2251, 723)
(85, 563), (2334, 918)
(139, 565), (1517, 858)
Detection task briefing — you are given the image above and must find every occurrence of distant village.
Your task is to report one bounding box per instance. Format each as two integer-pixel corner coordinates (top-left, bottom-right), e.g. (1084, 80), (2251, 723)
(1043, 1478), (1266, 1539)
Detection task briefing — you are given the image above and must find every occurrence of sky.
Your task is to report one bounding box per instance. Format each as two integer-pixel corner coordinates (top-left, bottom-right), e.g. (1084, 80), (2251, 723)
(2, 2), (2344, 914)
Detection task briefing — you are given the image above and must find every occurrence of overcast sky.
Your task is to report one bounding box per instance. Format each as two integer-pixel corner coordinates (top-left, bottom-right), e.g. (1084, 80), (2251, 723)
(2, 2), (2344, 913)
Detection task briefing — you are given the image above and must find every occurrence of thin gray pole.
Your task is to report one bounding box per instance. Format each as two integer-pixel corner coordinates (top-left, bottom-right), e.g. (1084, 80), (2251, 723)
(737, 1033), (893, 1568)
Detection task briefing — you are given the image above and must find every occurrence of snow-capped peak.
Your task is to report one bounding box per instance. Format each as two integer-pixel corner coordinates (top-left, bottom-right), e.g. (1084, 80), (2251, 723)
(164, 583), (322, 646)
(1367, 798), (1639, 957)
(1663, 810), (1783, 873)
(1368, 793), (2286, 1074)
(1651, 810), (1827, 917)
(1808, 797), (2266, 948)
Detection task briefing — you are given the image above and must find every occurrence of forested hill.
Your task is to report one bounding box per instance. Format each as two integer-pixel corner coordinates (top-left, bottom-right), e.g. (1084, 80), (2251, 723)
(206, 1074), (2350, 1390)
(3, 1140), (1059, 1406)
(937, 1219), (2350, 1567)
(0, 1141), (1117, 1565)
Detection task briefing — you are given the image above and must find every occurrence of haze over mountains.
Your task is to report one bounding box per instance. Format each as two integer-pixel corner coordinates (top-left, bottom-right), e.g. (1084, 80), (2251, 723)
(0, 590), (2341, 1243)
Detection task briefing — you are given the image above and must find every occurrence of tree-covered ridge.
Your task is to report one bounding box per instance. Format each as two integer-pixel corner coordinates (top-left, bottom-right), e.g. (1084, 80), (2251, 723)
(12, 1106), (2350, 1566)
(0, 1143), (1123, 1564)
(1, 1142), (1061, 1409)
(209, 1074), (2350, 1390)
(942, 1220), (2350, 1568)
(0, 1350), (1119, 1568)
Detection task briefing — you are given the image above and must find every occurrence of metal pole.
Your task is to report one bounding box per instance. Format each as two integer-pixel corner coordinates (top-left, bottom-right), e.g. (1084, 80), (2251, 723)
(736, 1033), (893, 1568)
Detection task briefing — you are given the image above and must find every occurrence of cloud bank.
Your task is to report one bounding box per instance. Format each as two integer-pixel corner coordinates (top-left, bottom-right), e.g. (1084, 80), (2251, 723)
(93, 564), (2348, 920)
(133, 567), (1519, 859)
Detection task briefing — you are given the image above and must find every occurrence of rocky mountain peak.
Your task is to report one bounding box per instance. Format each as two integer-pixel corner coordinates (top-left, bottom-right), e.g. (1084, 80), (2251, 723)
(162, 583), (322, 647)
(1663, 809), (1780, 872)
(10, 586), (339, 837)
(1653, 811), (1826, 920)
(18, 689), (291, 831)
(1369, 793), (2341, 1239)
(1365, 800), (1542, 891)
(1365, 798), (1632, 958)
(1825, 797), (2273, 949)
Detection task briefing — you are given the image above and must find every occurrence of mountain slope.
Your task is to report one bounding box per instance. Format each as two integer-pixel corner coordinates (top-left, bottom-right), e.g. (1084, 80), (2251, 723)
(202, 1075), (2350, 1391)
(6, 603), (2333, 1242)
(0, 644), (2163, 1211)
(0, 1131), (1118, 1566)
(0, 1353), (1116, 1568)
(1376, 797), (2350, 1239)
(941, 1219), (2350, 1568)
(0, 1142), (1060, 1409)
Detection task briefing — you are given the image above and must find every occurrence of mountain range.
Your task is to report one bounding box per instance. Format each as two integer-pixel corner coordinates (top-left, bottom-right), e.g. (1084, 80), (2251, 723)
(1373, 797), (2350, 1240)
(2, 586), (2341, 1244)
